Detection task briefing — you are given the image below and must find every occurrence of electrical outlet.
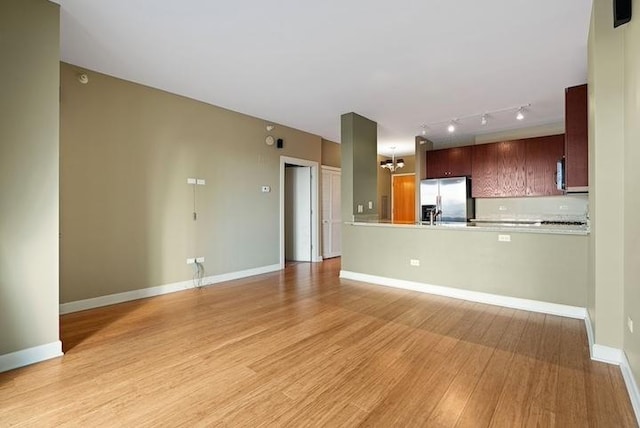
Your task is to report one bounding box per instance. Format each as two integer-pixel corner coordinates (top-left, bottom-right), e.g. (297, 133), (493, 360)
(629, 317), (634, 333)
(186, 258), (196, 265)
(357, 204), (363, 213)
(196, 257), (205, 263)
(498, 234), (511, 242)
(410, 259), (420, 267)
(187, 178), (197, 185)
(368, 201), (373, 209)
(196, 179), (206, 185)
(499, 205), (508, 211)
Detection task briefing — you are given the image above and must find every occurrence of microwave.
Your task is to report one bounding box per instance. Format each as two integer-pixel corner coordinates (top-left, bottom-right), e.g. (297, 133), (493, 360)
(556, 158), (565, 191)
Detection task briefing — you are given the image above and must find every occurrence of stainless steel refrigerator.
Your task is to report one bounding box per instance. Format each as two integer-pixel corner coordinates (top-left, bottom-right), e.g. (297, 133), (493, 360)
(420, 177), (474, 222)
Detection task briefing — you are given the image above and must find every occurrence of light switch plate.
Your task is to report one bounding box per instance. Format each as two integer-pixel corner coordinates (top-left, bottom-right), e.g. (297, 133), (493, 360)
(498, 234), (511, 242)
(187, 178), (197, 185)
(186, 258), (196, 264)
(196, 179), (206, 185)
(196, 257), (205, 263)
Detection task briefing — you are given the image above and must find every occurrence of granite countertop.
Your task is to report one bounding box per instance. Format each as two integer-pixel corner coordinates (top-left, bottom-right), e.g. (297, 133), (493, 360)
(346, 219), (590, 235)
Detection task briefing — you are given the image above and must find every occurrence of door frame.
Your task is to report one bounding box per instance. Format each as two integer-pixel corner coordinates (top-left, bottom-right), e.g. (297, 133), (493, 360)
(391, 172), (416, 223)
(280, 156), (321, 268)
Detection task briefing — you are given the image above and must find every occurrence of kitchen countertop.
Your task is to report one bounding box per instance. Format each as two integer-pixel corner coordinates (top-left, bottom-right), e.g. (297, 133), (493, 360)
(345, 220), (589, 235)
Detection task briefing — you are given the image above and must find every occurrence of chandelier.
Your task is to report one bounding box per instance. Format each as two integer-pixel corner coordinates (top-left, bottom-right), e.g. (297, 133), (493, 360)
(380, 147), (404, 172)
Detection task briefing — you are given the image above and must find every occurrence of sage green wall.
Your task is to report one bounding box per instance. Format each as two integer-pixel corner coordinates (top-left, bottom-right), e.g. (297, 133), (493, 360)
(589, 0), (640, 389)
(321, 139), (341, 168)
(0, 0), (60, 355)
(60, 63), (321, 302)
(623, 0), (640, 389)
(340, 113), (378, 222)
(342, 225), (587, 307)
(588, 0), (625, 350)
(377, 155), (391, 220)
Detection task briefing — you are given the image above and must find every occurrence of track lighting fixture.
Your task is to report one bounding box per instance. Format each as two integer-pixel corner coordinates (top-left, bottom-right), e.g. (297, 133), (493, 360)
(420, 103), (531, 136)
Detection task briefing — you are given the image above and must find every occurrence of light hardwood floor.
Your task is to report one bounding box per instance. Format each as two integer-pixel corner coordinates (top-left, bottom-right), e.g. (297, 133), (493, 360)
(0, 258), (636, 427)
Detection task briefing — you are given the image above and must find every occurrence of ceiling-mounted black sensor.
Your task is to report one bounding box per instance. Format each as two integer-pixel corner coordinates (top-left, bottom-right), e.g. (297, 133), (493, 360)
(276, 138), (284, 149)
(614, 0), (632, 28)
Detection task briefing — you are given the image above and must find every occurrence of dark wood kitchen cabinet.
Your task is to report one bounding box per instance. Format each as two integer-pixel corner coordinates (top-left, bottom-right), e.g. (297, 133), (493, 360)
(472, 136), (561, 197)
(471, 143), (498, 197)
(565, 84), (588, 191)
(425, 146), (472, 179)
(525, 135), (565, 196)
(496, 141), (527, 196)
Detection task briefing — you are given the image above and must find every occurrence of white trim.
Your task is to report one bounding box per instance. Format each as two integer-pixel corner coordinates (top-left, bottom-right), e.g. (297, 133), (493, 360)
(592, 344), (623, 365)
(339, 270), (587, 319)
(0, 341), (63, 373)
(621, 352), (640, 424)
(60, 264), (281, 314)
(585, 311), (596, 359)
(280, 156), (321, 267)
(321, 165), (341, 172)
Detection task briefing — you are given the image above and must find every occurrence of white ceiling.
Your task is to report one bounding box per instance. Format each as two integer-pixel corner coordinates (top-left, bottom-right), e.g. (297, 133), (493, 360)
(55, 0), (592, 156)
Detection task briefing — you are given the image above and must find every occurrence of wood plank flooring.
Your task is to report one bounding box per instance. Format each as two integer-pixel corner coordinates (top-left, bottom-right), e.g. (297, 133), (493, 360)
(0, 258), (636, 427)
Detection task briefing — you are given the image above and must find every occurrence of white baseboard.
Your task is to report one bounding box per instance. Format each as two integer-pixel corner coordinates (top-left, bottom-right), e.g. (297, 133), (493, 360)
(0, 341), (63, 373)
(584, 311), (596, 359)
(60, 264), (281, 315)
(592, 344), (624, 365)
(621, 352), (640, 423)
(339, 270), (587, 319)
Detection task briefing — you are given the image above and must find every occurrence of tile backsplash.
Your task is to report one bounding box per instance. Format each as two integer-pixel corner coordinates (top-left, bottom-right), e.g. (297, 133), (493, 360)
(475, 195), (589, 222)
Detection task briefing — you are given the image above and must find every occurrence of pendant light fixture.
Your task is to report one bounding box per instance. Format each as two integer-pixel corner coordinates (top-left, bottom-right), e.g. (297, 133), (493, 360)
(380, 147), (405, 172)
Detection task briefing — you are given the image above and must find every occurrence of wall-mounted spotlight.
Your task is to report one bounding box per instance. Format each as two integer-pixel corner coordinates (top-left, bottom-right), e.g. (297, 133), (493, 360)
(266, 124), (275, 132)
(516, 107), (525, 121)
(481, 114), (488, 126)
(447, 121), (456, 133)
(77, 73), (89, 84)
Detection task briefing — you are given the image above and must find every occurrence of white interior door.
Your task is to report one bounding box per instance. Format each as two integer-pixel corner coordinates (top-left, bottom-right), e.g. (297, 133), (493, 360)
(322, 167), (341, 259)
(285, 166), (312, 261)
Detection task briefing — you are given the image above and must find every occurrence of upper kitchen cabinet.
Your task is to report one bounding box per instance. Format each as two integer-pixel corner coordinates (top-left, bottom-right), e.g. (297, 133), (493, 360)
(525, 135), (564, 196)
(425, 146), (472, 179)
(496, 140), (527, 197)
(472, 136), (562, 198)
(565, 84), (588, 191)
(471, 143), (498, 197)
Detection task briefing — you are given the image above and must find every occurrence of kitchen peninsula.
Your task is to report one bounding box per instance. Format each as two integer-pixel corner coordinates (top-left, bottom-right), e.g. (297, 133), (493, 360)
(340, 111), (589, 318)
(341, 220), (588, 315)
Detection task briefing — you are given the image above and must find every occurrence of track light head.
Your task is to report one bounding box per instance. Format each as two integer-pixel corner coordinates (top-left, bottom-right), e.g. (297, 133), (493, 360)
(481, 114), (488, 126)
(516, 108), (525, 121)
